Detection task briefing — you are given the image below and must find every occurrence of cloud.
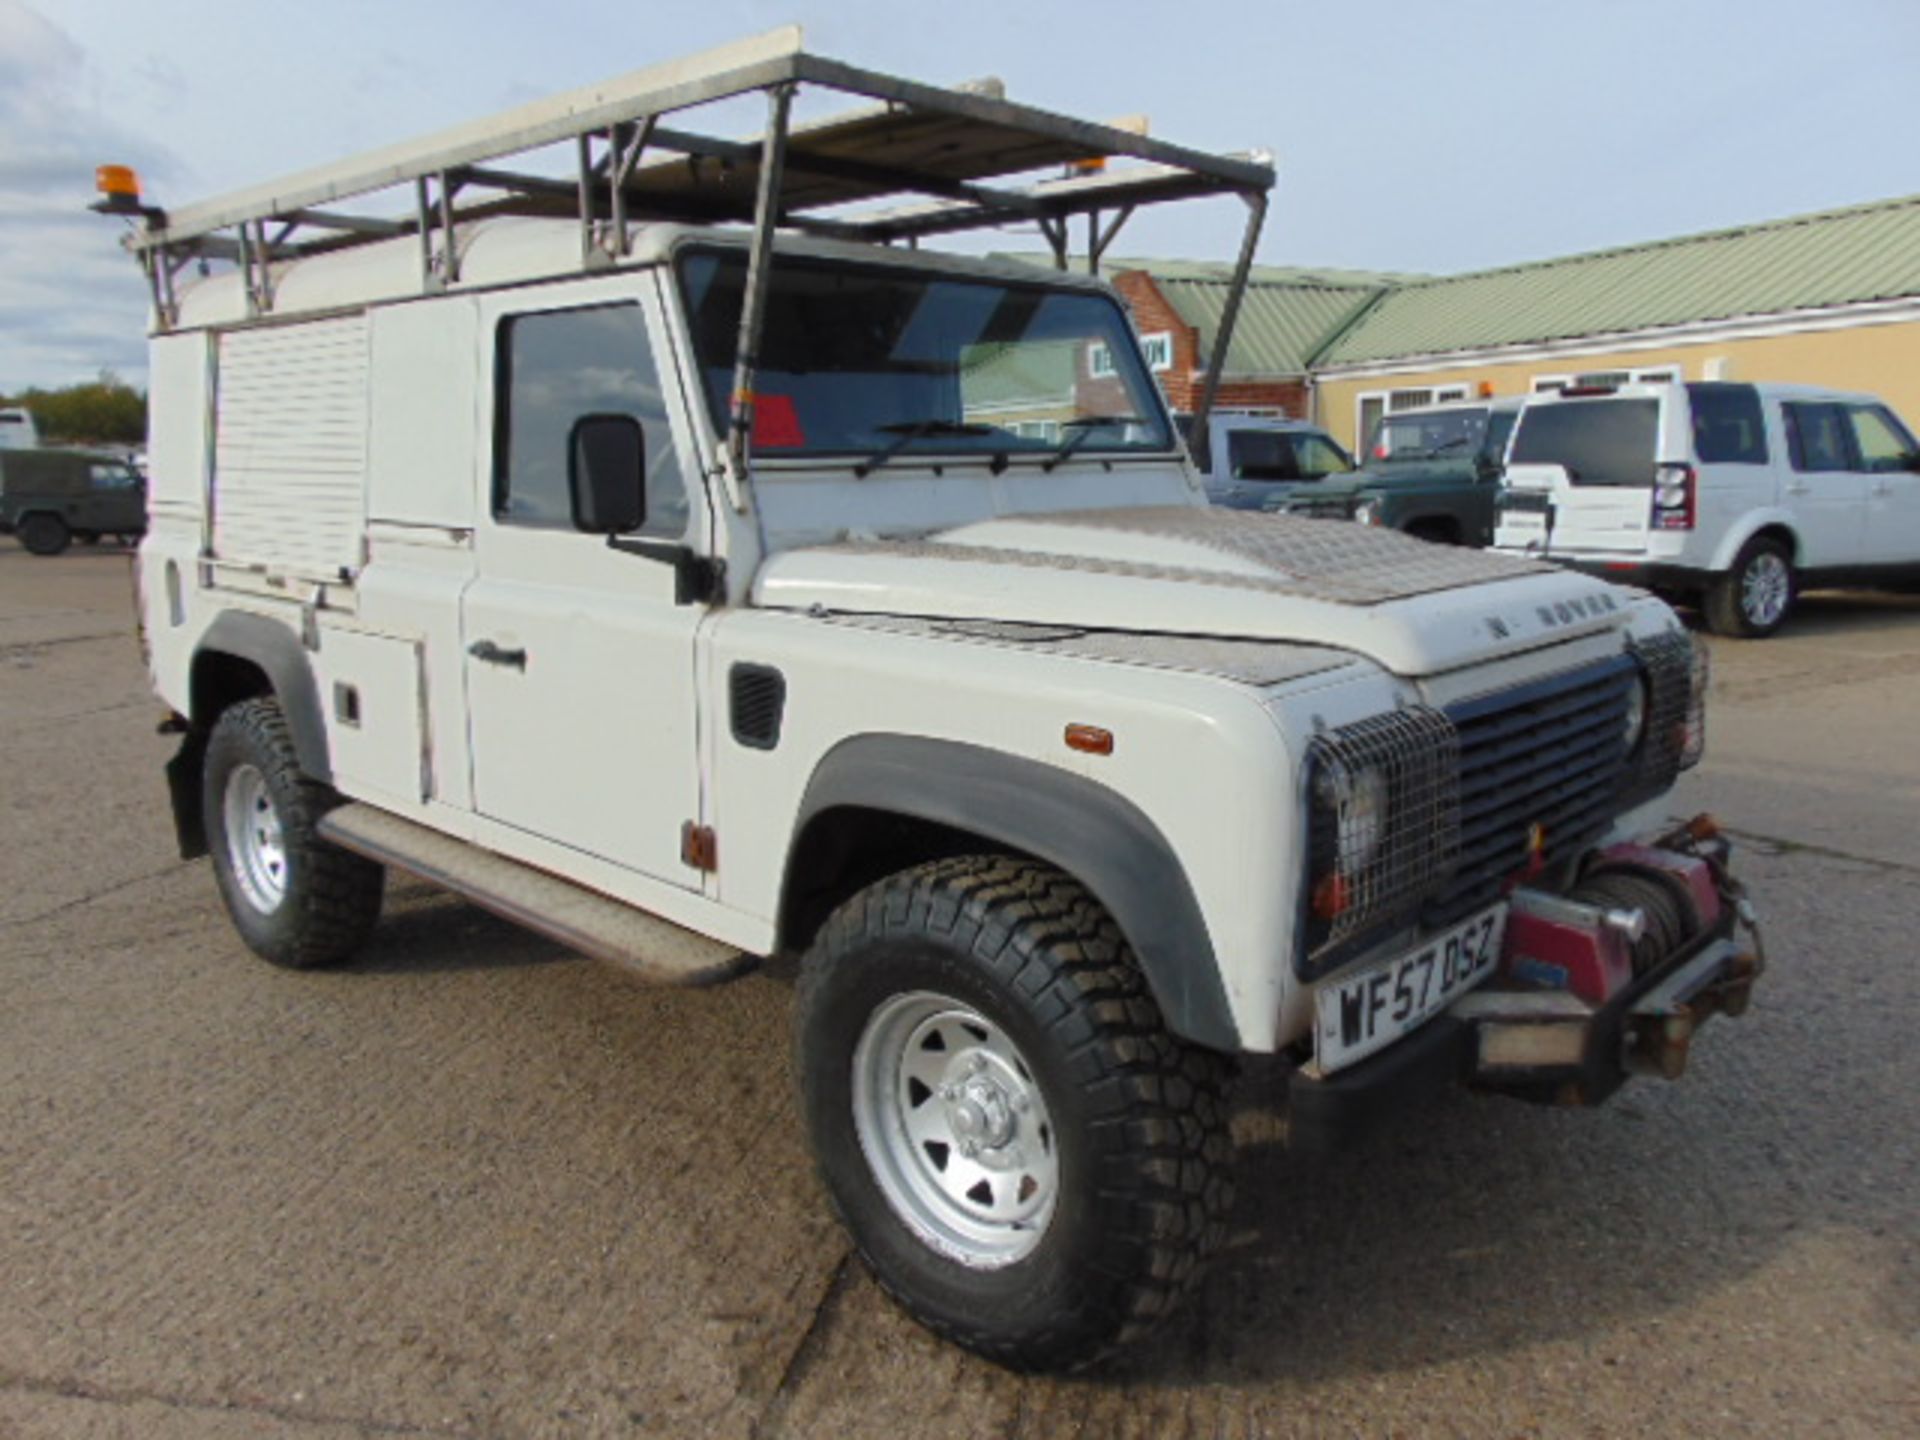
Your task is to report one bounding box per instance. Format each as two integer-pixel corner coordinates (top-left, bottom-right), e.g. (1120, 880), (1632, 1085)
(0, 2), (171, 392)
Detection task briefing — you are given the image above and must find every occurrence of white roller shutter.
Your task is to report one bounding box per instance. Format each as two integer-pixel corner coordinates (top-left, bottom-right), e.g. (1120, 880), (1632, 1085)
(212, 316), (369, 577)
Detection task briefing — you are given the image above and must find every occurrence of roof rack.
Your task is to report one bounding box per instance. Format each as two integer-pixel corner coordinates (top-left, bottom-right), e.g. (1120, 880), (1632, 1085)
(103, 25), (1274, 484)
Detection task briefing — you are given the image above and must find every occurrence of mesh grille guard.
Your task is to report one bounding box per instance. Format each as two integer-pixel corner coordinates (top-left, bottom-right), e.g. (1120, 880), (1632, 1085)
(1299, 706), (1460, 978)
(1630, 628), (1700, 798)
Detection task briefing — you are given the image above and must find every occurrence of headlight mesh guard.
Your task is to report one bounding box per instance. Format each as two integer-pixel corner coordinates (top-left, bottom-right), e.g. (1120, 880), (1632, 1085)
(1303, 706), (1460, 969)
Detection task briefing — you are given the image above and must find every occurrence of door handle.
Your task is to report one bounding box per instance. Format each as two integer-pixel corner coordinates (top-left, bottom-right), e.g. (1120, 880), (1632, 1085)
(1784, 482), (1810, 496)
(468, 639), (528, 671)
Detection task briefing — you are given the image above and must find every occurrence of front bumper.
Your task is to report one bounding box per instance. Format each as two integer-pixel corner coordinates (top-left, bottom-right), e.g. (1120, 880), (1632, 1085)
(1283, 816), (1763, 1152)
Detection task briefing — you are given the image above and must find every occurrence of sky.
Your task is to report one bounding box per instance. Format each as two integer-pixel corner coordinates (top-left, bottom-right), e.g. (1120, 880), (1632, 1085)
(4, 0), (1918, 393)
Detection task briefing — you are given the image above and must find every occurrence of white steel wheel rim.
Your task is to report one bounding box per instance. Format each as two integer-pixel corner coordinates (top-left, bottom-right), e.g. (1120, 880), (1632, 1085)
(223, 764), (288, 913)
(851, 991), (1059, 1269)
(1742, 552), (1790, 626)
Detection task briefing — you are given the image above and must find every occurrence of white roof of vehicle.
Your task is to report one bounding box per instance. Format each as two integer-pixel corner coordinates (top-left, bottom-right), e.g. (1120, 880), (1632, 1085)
(167, 216), (1123, 330)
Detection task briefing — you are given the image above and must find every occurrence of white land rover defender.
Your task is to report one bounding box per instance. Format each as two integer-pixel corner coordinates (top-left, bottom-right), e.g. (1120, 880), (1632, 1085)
(102, 30), (1763, 1370)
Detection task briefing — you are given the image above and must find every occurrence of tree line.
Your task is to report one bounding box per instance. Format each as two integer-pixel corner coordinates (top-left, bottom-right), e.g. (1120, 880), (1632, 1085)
(0, 373), (147, 446)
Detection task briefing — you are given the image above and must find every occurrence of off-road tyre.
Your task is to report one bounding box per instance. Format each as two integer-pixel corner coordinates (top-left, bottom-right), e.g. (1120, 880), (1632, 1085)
(795, 855), (1235, 1372)
(202, 697), (384, 968)
(1705, 536), (1795, 638)
(18, 513), (70, 556)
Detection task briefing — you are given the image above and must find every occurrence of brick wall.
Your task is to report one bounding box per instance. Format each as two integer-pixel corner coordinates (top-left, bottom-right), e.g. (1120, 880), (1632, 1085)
(1110, 271), (1307, 418)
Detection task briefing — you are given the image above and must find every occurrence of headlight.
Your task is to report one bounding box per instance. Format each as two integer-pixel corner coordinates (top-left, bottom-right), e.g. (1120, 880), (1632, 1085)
(1314, 758), (1389, 871)
(1623, 673), (1649, 753)
(1353, 498), (1380, 526)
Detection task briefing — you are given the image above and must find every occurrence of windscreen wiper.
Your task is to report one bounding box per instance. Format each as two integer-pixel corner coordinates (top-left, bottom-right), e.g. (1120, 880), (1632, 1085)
(1041, 415), (1145, 473)
(853, 418), (995, 478)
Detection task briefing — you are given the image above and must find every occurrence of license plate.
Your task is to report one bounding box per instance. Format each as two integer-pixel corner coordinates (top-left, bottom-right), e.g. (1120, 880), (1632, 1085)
(1314, 906), (1507, 1073)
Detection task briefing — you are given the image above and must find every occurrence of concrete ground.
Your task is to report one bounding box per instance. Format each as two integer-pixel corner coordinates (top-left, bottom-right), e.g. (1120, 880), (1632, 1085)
(0, 544), (1914, 1439)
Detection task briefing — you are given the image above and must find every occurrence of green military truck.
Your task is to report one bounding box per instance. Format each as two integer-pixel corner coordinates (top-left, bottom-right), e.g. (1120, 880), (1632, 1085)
(1288, 397), (1523, 545)
(0, 448), (147, 555)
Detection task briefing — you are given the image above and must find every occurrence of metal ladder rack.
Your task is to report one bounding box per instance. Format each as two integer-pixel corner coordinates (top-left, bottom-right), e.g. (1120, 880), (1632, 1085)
(108, 25), (1275, 479)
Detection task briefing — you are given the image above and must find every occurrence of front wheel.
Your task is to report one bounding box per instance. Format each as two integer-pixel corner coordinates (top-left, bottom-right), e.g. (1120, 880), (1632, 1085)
(1705, 537), (1795, 637)
(202, 697), (385, 968)
(796, 857), (1235, 1371)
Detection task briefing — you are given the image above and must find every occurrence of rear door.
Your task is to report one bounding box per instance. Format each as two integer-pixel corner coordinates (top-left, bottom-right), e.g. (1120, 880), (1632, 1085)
(1501, 395), (1662, 554)
(1779, 402), (1868, 569)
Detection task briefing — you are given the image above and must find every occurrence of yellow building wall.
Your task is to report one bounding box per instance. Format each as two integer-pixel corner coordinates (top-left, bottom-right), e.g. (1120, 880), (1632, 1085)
(1312, 317), (1920, 452)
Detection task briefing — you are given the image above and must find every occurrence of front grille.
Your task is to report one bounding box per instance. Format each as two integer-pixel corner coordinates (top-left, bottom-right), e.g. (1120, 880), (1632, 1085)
(1290, 499), (1354, 520)
(1425, 655), (1635, 926)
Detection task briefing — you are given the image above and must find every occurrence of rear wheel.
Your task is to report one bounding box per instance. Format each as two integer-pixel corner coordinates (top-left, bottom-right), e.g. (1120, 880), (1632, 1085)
(1705, 537), (1795, 637)
(202, 697), (384, 968)
(796, 856), (1235, 1372)
(18, 513), (69, 556)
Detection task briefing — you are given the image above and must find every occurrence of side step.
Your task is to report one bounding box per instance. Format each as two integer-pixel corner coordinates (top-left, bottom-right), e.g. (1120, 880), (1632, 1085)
(317, 803), (756, 986)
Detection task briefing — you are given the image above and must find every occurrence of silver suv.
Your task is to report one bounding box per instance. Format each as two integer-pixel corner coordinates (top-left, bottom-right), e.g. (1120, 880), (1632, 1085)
(1493, 380), (1920, 636)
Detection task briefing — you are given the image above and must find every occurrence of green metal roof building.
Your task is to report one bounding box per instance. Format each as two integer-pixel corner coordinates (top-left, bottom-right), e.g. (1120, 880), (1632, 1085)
(1061, 193), (1920, 448)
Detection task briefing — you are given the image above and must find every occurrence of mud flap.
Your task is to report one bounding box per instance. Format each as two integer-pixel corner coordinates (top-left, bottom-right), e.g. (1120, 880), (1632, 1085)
(165, 728), (209, 860)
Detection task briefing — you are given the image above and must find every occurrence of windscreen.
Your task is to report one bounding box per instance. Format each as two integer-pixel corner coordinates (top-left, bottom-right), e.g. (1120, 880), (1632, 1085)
(1509, 398), (1659, 487)
(1369, 407), (1488, 462)
(676, 250), (1173, 460)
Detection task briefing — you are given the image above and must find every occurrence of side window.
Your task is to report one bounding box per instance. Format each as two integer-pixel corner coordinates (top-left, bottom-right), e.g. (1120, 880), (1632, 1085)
(1227, 431), (1295, 482)
(1290, 434), (1352, 479)
(1848, 404), (1917, 473)
(494, 303), (690, 536)
(1687, 383), (1768, 464)
(1783, 403), (1853, 473)
(89, 463), (138, 490)
(1356, 396), (1385, 457)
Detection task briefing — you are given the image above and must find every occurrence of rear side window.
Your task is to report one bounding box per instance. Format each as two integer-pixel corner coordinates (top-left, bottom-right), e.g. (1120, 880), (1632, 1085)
(1783, 403), (1853, 473)
(1687, 383), (1768, 464)
(1509, 398), (1659, 486)
(1227, 431), (1296, 482)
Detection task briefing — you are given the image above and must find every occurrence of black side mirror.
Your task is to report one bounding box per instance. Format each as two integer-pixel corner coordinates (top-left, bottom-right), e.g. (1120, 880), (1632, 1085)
(569, 413), (646, 534)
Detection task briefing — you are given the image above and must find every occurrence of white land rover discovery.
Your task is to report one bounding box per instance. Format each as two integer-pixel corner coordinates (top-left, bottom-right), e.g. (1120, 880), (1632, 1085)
(1494, 379), (1920, 636)
(106, 32), (1764, 1370)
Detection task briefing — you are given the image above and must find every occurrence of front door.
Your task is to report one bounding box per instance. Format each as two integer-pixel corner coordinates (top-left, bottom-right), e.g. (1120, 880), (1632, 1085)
(1849, 402), (1920, 568)
(462, 276), (709, 886)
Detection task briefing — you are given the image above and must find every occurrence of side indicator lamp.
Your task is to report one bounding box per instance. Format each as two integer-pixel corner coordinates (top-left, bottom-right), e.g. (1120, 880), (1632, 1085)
(1064, 723), (1114, 756)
